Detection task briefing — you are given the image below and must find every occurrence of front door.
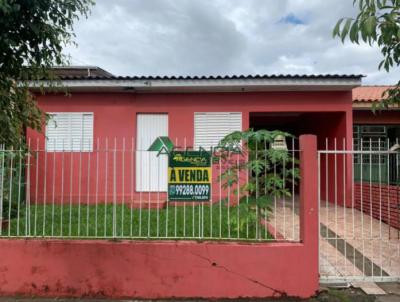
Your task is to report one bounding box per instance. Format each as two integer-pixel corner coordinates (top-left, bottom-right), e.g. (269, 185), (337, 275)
(136, 113), (168, 192)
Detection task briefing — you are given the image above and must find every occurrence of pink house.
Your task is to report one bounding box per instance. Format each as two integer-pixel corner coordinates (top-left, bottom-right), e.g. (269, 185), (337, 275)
(3, 68), (399, 299)
(26, 67), (361, 206)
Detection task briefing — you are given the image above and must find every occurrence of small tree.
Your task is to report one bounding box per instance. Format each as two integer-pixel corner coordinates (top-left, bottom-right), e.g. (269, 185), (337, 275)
(0, 0), (94, 148)
(215, 129), (300, 237)
(0, 1), (94, 222)
(333, 0), (400, 108)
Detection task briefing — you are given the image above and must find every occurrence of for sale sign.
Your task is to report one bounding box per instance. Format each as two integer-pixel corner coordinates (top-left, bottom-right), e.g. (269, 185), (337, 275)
(168, 151), (211, 201)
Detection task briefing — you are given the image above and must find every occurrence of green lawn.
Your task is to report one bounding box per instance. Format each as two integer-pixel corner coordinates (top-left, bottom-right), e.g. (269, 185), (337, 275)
(3, 203), (273, 241)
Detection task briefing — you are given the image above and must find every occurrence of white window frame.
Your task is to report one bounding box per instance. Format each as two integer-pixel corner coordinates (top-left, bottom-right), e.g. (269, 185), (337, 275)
(45, 112), (94, 152)
(194, 112), (242, 150)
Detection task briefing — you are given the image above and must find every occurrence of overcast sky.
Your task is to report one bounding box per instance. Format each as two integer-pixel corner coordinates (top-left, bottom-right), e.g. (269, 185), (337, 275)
(65, 0), (400, 84)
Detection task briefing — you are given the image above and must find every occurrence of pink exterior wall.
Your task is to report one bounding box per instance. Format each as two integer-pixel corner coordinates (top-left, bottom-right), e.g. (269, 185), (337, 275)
(0, 135), (319, 299)
(27, 91), (353, 204)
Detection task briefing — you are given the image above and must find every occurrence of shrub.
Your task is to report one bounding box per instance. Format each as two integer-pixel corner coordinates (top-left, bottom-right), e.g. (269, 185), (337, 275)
(215, 129), (300, 238)
(0, 151), (26, 221)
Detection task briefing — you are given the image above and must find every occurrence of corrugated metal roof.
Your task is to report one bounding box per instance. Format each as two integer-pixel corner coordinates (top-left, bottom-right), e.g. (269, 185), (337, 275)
(352, 86), (393, 102)
(54, 74), (364, 81)
(49, 66), (114, 78)
(32, 67), (362, 92)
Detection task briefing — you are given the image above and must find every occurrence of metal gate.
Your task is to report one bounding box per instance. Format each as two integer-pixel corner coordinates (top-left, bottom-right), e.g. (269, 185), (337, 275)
(318, 143), (400, 284)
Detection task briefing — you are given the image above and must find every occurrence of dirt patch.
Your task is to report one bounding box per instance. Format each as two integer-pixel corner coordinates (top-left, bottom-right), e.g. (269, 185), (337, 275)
(0, 286), (398, 301)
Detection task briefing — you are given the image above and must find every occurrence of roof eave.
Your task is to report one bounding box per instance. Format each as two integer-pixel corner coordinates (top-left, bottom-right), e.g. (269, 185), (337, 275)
(29, 77), (362, 93)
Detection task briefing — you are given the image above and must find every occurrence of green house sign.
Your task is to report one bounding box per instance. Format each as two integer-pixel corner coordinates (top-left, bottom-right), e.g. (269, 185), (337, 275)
(168, 151), (212, 202)
(147, 136), (174, 154)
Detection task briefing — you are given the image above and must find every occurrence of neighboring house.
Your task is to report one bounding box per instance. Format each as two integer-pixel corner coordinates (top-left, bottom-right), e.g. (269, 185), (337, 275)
(352, 86), (400, 229)
(26, 66), (361, 204)
(352, 86), (399, 184)
(353, 86), (400, 152)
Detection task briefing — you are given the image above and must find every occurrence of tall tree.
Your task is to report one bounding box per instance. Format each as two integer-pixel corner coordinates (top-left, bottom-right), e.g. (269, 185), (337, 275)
(333, 0), (400, 108)
(0, 0), (94, 147)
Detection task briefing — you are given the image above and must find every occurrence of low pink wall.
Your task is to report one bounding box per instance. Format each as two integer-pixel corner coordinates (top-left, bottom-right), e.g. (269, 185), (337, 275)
(0, 239), (317, 299)
(0, 135), (319, 299)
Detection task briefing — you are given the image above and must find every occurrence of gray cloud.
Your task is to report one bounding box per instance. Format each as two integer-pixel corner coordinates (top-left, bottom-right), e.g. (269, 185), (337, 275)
(65, 0), (399, 84)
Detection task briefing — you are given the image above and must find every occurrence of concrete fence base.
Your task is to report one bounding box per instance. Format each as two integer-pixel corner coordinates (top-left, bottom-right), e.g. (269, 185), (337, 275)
(0, 239), (318, 299)
(0, 135), (319, 299)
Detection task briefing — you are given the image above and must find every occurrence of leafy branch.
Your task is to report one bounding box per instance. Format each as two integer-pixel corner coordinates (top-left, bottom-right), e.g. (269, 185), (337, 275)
(333, 0), (400, 109)
(0, 0), (94, 148)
